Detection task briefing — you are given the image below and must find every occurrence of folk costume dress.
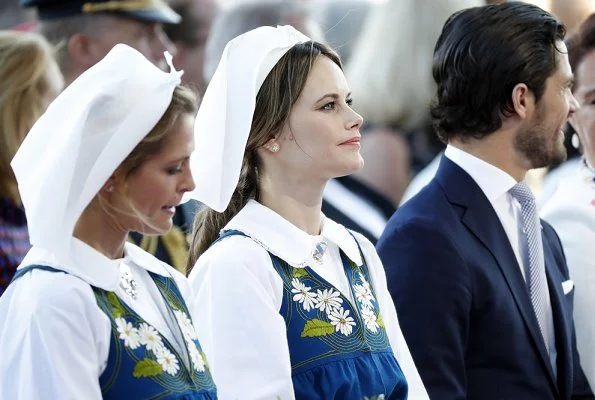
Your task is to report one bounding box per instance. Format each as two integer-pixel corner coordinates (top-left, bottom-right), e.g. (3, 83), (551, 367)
(0, 239), (217, 399)
(541, 159), (595, 388)
(0, 44), (217, 399)
(189, 200), (428, 399)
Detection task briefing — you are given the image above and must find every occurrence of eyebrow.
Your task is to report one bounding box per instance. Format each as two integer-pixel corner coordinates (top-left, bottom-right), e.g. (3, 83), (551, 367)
(166, 155), (191, 164)
(315, 92), (352, 103)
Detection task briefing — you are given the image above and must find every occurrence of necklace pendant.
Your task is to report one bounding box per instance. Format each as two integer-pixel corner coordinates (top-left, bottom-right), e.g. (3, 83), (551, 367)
(120, 269), (138, 300)
(312, 241), (328, 264)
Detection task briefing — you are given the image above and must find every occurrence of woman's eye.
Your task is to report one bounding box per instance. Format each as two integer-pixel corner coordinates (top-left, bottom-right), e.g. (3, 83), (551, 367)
(167, 166), (183, 175)
(322, 102), (335, 110)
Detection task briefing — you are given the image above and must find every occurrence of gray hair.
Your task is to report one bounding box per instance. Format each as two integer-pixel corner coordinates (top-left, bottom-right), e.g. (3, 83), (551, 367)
(313, 0), (370, 64)
(39, 14), (110, 72)
(346, 0), (483, 130)
(203, 0), (324, 82)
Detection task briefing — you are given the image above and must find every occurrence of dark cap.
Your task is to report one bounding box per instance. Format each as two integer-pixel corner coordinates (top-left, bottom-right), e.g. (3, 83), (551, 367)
(20, 0), (181, 24)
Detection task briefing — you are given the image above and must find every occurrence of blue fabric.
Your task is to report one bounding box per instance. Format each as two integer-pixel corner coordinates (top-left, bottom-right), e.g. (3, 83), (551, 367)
(377, 156), (594, 400)
(218, 229), (407, 399)
(13, 264), (217, 399)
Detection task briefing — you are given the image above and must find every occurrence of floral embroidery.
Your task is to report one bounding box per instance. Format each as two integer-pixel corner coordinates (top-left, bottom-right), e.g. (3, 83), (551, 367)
(174, 309), (197, 341)
(138, 323), (164, 353)
(354, 273), (375, 310)
(292, 270), (383, 336)
(115, 317), (141, 349)
(173, 308), (208, 373)
(314, 288), (343, 316)
(291, 278), (317, 311)
(329, 307), (356, 336)
(362, 307), (379, 333)
(156, 347), (180, 375)
(190, 345), (206, 372)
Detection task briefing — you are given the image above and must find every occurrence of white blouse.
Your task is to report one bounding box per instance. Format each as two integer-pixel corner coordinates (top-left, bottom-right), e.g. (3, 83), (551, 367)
(541, 162), (595, 388)
(189, 199), (428, 399)
(0, 239), (199, 400)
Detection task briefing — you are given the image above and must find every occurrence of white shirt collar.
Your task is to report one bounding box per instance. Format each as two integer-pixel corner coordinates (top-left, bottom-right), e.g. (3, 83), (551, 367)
(225, 200), (363, 268)
(19, 237), (171, 291)
(445, 144), (518, 200)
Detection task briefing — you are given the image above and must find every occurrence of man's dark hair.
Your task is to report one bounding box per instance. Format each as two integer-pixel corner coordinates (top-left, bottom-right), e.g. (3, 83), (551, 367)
(431, 2), (566, 143)
(567, 13), (595, 91)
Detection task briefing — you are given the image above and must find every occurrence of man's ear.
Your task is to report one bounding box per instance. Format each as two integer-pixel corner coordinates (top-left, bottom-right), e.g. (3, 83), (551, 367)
(67, 33), (98, 71)
(511, 83), (535, 120)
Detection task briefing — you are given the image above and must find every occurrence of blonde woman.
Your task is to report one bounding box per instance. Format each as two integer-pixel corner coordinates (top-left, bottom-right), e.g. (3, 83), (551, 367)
(0, 45), (216, 399)
(0, 31), (63, 296)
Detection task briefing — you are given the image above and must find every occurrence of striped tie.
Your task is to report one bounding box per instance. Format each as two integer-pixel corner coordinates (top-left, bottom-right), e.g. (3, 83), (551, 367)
(509, 182), (549, 353)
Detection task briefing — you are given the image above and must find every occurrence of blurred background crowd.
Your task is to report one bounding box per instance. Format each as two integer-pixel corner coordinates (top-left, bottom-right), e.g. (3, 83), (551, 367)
(0, 0), (594, 295)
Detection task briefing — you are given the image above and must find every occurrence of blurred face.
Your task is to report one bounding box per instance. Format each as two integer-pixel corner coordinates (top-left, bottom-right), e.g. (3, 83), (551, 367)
(271, 56), (363, 181)
(515, 41), (579, 169)
(569, 49), (595, 166)
(172, 0), (217, 94)
(112, 114), (196, 235)
(89, 16), (176, 70)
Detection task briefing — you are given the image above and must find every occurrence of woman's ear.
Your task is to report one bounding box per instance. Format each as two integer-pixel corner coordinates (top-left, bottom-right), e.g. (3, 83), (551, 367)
(102, 176), (116, 193)
(263, 137), (281, 153)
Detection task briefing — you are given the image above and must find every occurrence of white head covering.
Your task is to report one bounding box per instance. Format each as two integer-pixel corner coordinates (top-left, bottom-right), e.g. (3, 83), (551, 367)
(11, 44), (183, 261)
(186, 25), (310, 212)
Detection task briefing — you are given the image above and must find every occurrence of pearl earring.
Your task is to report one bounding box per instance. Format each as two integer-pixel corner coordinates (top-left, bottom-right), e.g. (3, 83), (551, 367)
(572, 133), (580, 149)
(106, 184), (114, 193)
(271, 143), (280, 153)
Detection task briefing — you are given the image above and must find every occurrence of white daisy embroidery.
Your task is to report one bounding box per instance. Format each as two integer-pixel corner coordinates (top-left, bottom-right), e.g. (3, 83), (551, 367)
(359, 273), (371, 290)
(291, 278), (317, 311)
(174, 309), (198, 341)
(137, 323), (164, 353)
(361, 307), (380, 333)
(328, 307), (356, 336)
(314, 288), (343, 315)
(156, 347), (180, 375)
(354, 283), (375, 309)
(189, 343), (206, 372)
(115, 317), (141, 349)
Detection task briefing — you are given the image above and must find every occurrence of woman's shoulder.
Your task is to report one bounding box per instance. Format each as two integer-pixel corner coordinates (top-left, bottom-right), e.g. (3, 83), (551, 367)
(1, 265), (102, 328)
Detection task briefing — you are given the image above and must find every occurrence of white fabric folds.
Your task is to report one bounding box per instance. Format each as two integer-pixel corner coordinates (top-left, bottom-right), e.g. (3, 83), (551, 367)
(11, 44), (183, 263)
(186, 25), (310, 212)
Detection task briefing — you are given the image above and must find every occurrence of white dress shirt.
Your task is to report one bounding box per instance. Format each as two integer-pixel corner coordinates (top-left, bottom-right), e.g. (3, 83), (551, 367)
(0, 239), (199, 400)
(541, 160), (595, 387)
(445, 145), (557, 373)
(189, 199), (428, 400)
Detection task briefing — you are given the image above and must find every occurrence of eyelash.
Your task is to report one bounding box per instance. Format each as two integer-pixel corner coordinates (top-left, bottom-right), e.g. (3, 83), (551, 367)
(166, 165), (183, 175)
(322, 98), (353, 110)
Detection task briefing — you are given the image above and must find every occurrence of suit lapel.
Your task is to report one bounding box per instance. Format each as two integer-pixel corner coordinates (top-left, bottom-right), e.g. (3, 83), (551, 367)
(435, 157), (558, 391)
(543, 229), (573, 399)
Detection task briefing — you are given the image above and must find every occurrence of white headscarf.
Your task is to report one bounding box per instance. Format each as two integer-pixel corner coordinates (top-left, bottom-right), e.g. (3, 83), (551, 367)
(11, 44), (183, 262)
(186, 25), (310, 212)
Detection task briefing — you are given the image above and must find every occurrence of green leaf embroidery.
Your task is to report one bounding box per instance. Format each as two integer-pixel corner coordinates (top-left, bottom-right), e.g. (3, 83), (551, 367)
(300, 319), (335, 337)
(201, 352), (210, 371)
(377, 314), (384, 328)
(293, 269), (308, 278)
(107, 292), (125, 317)
(133, 359), (162, 378)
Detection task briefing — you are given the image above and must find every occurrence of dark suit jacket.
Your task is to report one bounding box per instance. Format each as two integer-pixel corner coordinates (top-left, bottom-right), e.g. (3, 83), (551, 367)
(377, 157), (593, 400)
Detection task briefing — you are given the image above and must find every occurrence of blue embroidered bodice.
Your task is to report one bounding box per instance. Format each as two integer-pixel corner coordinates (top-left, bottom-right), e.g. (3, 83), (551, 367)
(218, 230), (408, 400)
(12, 265), (217, 400)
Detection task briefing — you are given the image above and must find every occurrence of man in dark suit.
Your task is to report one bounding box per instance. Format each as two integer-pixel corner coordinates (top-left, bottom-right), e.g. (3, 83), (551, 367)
(377, 3), (594, 399)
